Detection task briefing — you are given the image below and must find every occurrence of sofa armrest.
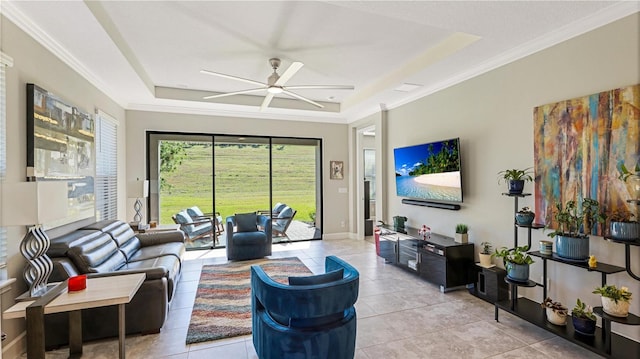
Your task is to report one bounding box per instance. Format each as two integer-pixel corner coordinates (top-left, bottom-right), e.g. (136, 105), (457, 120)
(87, 267), (167, 281)
(137, 230), (185, 247)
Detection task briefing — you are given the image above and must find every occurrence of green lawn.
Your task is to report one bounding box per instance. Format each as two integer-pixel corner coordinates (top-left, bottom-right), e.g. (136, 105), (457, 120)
(160, 143), (317, 224)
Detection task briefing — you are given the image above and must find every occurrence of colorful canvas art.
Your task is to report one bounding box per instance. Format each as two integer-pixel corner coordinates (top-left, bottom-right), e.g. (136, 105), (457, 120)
(533, 84), (640, 235)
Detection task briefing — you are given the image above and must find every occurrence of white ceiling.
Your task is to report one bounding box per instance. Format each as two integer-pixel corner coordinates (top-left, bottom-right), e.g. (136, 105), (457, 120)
(2, 1), (639, 123)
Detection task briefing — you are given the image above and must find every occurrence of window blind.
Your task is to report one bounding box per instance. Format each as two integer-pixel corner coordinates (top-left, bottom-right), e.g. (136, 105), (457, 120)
(95, 109), (118, 221)
(0, 52), (14, 278)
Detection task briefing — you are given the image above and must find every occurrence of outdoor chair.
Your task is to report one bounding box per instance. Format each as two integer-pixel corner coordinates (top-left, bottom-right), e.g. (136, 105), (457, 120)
(226, 213), (272, 261)
(272, 206), (297, 238)
(251, 255), (359, 359)
(186, 206), (224, 234)
(172, 210), (217, 244)
(258, 202), (287, 217)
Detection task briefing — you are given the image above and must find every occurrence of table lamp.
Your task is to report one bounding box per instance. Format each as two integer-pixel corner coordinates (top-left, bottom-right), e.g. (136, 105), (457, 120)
(1, 181), (68, 300)
(127, 179), (149, 225)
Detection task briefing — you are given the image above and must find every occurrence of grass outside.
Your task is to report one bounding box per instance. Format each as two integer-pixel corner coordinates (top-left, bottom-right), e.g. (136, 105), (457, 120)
(160, 143), (317, 224)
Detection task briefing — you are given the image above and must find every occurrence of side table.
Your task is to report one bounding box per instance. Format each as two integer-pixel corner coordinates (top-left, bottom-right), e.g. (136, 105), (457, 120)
(4, 273), (145, 359)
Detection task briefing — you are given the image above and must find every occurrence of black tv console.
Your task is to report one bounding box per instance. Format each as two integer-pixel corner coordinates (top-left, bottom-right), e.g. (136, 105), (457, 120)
(376, 225), (474, 292)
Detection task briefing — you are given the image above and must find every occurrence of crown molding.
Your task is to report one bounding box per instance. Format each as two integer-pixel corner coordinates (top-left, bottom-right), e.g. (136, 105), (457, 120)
(0, 52), (13, 67)
(1, 2), (128, 108)
(375, 2), (640, 117)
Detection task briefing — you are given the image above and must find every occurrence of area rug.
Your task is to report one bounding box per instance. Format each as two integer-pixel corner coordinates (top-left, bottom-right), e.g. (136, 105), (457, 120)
(185, 257), (312, 344)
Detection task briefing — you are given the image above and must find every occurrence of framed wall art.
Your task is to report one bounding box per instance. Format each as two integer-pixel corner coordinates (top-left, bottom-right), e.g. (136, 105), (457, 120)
(330, 160), (344, 180)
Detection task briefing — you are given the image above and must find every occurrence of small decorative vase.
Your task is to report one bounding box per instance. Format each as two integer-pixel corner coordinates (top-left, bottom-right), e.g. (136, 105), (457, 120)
(609, 221), (640, 241)
(479, 253), (492, 267)
(546, 308), (567, 326)
(601, 296), (631, 317)
(572, 315), (596, 336)
(515, 211), (535, 226)
(508, 180), (525, 194)
(555, 235), (589, 260)
(506, 262), (529, 282)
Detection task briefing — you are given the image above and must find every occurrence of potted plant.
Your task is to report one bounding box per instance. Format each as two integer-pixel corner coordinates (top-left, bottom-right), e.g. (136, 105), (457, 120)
(546, 198), (606, 260)
(515, 206), (535, 226)
(497, 168), (533, 194)
(479, 241), (493, 267)
(608, 208), (639, 241)
(541, 297), (568, 326)
(455, 223), (468, 243)
(571, 298), (596, 335)
(618, 162), (640, 199)
(493, 245), (534, 282)
(593, 284), (633, 317)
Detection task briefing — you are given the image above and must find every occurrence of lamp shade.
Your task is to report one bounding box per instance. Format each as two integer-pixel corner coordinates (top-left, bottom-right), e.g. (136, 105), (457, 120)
(127, 179), (149, 198)
(1, 181), (68, 226)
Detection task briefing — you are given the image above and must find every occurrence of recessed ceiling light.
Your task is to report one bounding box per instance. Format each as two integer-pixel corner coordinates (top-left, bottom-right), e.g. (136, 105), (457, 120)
(394, 83), (422, 92)
(328, 96), (335, 101)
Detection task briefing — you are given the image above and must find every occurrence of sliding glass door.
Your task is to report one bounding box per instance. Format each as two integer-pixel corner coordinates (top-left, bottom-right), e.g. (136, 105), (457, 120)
(148, 132), (322, 250)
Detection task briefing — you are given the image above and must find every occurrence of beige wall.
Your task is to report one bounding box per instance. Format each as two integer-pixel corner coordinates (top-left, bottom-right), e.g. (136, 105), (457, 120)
(379, 13), (640, 340)
(125, 110), (350, 236)
(0, 15), (126, 357)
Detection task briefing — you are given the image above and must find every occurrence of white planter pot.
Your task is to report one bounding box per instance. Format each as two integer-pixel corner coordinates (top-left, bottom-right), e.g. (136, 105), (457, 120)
(478, 253), (492, 267)
(455, 233), (468, 243)
(545, 307), (567, 326)
(601, 296), (631, 317)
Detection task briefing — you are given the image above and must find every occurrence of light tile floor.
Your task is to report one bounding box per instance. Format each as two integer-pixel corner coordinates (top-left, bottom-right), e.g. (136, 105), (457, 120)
(33, 238), (604, 358)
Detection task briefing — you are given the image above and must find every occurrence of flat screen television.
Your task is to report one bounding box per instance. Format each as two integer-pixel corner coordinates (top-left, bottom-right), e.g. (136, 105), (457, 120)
(393, 137), (463, 203)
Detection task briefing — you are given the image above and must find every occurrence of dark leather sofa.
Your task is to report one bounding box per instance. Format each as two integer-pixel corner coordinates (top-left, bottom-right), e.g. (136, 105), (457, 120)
(43, 219), (185, 348)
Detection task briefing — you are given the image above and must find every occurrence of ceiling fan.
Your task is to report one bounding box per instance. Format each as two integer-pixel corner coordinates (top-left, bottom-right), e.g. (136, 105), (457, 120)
(200, 58), (354, 110)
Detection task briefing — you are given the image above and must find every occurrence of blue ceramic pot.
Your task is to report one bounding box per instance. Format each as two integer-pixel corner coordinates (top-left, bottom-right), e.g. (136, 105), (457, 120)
(515, 212), (535, 226)
(572, 315), (596, 336)
(555, 235), (589, 260)
(506, 262), (529, 282)
(508, 180), (525, 194)
(609, 222), (640, 241)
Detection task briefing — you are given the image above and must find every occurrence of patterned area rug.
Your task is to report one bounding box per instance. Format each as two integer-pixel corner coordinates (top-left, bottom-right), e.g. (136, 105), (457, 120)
(185, 257), (312, 344)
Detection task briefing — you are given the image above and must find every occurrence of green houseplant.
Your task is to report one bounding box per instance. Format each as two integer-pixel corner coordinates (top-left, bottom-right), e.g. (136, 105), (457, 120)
(493, 245), (534, 282)
(571, 298), (596, 335)
(618, 162), (640, 198)
(546, 198), (606, 260)
(455, 223), (468, 244)
(479, 241), (492, 267)
(541, 297), (568, 326)
(593, 284), (633, 317)
(498, 168), (533, 194)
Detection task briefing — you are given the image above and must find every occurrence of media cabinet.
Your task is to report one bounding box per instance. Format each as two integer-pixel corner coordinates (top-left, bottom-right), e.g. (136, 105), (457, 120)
(376, 226), (474, 292)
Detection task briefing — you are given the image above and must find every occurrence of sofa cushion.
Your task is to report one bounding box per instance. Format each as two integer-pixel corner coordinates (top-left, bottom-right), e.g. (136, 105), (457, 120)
(128, 242), (185, 263)
(85, 220), (142, 260)
(66, 232), (127, 273)
(124, 255), (181, 301)
(48, 230), (104, 258)
(231, 231), (267, 246)
(235, 212), (257, 232)
(175, 211), (195, 234)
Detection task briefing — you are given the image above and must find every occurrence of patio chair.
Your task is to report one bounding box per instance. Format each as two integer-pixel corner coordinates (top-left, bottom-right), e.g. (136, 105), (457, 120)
(186, 206), (224, 234)
(257, 202), (287, 217)
(272, 206), (297, 238)
(172, 210), (217, 244)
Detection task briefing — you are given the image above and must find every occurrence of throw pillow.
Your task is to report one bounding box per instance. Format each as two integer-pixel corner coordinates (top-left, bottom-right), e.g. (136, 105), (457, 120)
(235, 212), (258, 232)
(288, 268), (344, 286)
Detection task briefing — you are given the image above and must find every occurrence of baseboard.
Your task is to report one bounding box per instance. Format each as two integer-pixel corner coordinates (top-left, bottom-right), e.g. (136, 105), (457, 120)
(322, 232), (353, 240)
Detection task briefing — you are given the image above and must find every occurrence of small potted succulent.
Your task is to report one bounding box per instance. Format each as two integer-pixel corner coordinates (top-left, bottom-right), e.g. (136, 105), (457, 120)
(541, 297), (568, 326)
(593, 284), (633, 317)
(455, 223), (468, 243)
(493, 245), (534, 282)
(546, 198), (606, 260)
(571, 298), (596, 336)
(608, 208), (639, 241)
(515, 206), (535, 226)
(497, 168), (534, 195)
(479, 241), (493, 267)
(618, 162), (640, 199)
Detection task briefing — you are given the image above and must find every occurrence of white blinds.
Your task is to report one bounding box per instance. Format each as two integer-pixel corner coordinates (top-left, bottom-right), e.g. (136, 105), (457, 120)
(95, 109), (118, 221)
(0, 52), (13, 278)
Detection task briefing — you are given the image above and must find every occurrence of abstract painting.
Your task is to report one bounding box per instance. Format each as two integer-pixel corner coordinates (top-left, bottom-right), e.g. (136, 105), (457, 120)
(533, 84), (640, 235)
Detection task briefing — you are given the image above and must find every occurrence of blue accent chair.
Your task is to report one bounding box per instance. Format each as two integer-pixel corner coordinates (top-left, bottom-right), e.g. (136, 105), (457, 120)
(251, 255), (359, 359)
(226, 214), (272, 261)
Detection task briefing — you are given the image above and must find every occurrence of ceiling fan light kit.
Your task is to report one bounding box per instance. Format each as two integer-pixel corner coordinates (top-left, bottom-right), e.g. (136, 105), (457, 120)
(201, 58), (354, 110)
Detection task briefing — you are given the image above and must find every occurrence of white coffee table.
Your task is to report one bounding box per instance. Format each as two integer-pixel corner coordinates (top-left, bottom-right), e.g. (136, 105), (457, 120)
(5, 273), (145, 359)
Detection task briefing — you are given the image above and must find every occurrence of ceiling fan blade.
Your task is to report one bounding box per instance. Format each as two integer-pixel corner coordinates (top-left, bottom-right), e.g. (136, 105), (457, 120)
(274, 61), (303, 86)
(200, 69), (266, 87)
(284, 85), (355, 90)
(282, 90), (324, 108)
(260, 93), (275, 111)
(203, 87), (266, 100)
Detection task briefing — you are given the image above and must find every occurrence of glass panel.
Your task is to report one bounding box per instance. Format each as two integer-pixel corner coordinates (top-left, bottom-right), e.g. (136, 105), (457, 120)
(364, 148), (376, 219)
(214, 136), (270, 234)
(271, 138), (321, 242)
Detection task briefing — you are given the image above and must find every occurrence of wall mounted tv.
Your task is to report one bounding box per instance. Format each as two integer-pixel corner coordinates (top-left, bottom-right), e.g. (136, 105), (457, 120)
(393, 137), (463, 203)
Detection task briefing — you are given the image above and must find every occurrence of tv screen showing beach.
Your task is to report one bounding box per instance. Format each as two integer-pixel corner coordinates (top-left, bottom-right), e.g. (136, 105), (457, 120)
(394, 138), (462, 202)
